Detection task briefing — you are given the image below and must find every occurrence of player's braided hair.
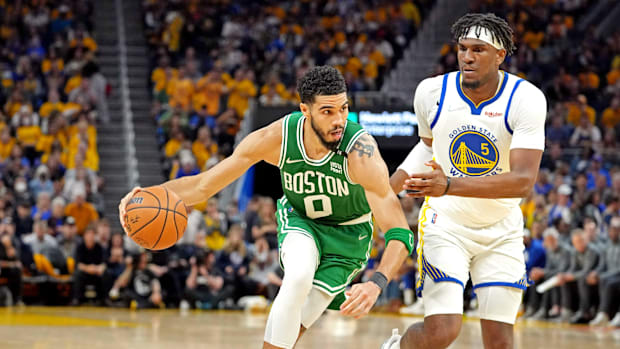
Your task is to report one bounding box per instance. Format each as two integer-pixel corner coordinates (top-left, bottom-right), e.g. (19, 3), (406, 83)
(297, 65), (347, 104)
(451, 13), (516, 55)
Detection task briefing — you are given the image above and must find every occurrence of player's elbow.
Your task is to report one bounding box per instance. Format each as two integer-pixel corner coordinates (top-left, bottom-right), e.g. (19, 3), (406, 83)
(514, 171), (535, 197)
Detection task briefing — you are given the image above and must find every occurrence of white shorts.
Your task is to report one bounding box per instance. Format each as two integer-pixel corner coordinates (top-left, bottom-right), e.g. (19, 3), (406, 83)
(416, 201), (527, 324)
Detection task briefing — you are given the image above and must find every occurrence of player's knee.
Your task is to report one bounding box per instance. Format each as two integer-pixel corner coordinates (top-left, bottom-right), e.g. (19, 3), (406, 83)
(281, 268), (314, 294)
(421, 315), (461, 348)
(485, 335), (512, 349)
(433, 319), (461, 347)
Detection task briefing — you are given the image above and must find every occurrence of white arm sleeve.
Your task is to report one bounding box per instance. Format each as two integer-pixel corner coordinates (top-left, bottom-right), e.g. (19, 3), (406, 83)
(397, 141), (434, 175)
(413, 78), (437, 139)
(509, 81), (547, 150)
(396, 76), (442, 175)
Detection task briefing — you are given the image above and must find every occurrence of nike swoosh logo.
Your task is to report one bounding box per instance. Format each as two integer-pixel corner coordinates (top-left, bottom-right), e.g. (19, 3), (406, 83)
(285, 158), (304, 164)
(358, 234), (368, 240)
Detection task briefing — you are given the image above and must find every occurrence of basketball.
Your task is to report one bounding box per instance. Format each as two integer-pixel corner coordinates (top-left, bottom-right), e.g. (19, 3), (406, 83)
(124, 186), (187, 250)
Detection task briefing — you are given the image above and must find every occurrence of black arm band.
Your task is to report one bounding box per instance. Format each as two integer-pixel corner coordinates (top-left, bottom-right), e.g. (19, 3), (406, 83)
(369, 271), (388, 290)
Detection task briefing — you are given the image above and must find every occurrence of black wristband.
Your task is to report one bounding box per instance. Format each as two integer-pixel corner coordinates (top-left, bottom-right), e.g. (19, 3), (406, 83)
(369, 271), (388, 290)
(441, 177), (451, 196)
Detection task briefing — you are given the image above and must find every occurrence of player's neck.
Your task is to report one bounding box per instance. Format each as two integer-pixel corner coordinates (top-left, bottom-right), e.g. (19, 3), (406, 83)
(302, 118), (331, 159)
(462, 71), (502, 105)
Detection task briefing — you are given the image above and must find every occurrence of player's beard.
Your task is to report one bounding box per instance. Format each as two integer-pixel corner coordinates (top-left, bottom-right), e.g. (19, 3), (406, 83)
(309, 114), (341, 153)
(462, 78), (480, 89)
(461, 68), (495, 90)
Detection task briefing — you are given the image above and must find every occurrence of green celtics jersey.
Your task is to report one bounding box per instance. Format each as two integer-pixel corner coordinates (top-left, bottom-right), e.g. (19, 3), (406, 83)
(277, 112), (371, 225)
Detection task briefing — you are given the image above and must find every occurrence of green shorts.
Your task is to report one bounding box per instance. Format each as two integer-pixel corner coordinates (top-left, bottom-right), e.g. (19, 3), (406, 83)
(276, 197), (373, 310)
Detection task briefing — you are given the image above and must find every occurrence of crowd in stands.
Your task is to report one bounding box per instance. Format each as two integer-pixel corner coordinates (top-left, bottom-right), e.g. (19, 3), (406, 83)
(142, 0), (434, 178)
(0, 0), (108, 305)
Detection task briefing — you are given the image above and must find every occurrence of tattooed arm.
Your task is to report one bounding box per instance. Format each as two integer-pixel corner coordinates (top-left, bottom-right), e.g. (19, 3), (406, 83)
(340, 133), (411, 318)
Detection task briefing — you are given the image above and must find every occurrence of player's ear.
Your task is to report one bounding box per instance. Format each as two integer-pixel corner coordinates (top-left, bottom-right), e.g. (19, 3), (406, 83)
(300, 102), (311, 118)
(496, 48), (506, 67)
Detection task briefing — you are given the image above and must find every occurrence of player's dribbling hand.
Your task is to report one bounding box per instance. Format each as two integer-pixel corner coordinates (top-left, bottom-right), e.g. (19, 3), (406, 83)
(404, 160), (448, 197)
(118, 187), (142, 234)
(339, 281), (381, 319)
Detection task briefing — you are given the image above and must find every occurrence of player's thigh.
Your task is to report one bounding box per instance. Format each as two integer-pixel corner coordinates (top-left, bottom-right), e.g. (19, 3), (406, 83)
(469, 235), (526, 288)
(418, 229), (471, 316)
(470, 237), (525, 324)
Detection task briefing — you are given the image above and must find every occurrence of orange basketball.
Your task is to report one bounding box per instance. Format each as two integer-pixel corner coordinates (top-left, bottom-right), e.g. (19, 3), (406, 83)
(124, 186), (187, 250)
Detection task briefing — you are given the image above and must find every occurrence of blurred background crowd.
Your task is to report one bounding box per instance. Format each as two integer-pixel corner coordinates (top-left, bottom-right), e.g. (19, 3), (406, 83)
(0, 0), (618, 328)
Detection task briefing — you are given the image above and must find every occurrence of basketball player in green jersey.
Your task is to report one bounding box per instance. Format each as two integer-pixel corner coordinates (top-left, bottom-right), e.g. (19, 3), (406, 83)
(119, 66), (414, 349)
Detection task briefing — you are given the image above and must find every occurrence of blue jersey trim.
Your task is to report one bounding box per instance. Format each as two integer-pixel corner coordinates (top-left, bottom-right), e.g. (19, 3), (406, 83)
(503, 79), (524, 135)
(473, 281), (528, 291)
(430, 74), (449, 129)
(456, 71), (509, 115)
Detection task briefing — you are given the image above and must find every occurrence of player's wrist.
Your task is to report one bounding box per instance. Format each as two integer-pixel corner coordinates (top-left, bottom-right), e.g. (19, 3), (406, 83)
(441, 177), (451, 196)
(368, 271), (388, 291)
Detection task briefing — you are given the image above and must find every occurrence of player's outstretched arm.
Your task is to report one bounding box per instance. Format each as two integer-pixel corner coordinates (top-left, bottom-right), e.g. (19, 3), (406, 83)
(118, 119), (283, 230)
(339, 133), (413, 319)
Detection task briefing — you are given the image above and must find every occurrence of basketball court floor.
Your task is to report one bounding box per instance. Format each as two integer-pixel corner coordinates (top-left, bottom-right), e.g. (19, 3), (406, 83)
(1, 306), (618, 348)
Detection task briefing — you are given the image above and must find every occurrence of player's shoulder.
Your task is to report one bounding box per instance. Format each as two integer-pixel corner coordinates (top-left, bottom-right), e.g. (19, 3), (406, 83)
(509, 74), (546, 101)
(416, 74), (448, 96)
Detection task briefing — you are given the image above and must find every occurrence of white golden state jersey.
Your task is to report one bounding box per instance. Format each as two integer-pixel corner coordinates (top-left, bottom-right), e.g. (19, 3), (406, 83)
(412, 71), (547, 228)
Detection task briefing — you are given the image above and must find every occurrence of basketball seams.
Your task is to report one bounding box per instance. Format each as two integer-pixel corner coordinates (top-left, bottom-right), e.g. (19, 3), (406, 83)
(152, 187), (170, 249)
(126, 206), (188, 220)
(172, 200), (180, 242)
(128, 190), (162, 238)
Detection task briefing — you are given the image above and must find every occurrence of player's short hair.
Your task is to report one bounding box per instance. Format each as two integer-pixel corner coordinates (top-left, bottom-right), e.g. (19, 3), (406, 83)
(451, 13), (516, 55)
(297, 66), (347, 104)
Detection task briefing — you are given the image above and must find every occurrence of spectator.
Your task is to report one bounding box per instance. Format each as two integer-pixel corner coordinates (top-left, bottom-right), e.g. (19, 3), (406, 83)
(192, 126), (218, 171)
(56, 216), (79, 258)
(72, 225), (105, 305)
(529, 228), (573, 319)
(247, 237), (280, 300)
(216, 224), (252, 300)
(103, 233), (126, 296)
(109, 252), (163, 309)
(588, 216), (620, 326)
(22, 220), (57, 254)
(569, 115), (602, 150)
(523, 228), (546, 317)
(64, 184), (99, 235)
(95, 218), (111, 252)
(183, 248), (234, 309)
(600, 96), (620, 129)
(226, 68), (257, 119)
(49, 196), (66, 229)
(175, 151), (200, 179)
(556, 229), (601, 323)
(13, 201), (33, 238)
(29, 165), (54, 199)
(31, 191), (52, 222)
(204, 198), (227, 251)
(148, 249), (182, 307)
(548, 185), (572, 226)
(585, 155), (611, 191)
(0, 217), (22, 305)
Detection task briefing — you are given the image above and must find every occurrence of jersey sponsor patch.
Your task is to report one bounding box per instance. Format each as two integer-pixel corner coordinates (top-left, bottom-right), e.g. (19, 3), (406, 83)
(330, 162), (343, 174)
(449, 129), (499, 176)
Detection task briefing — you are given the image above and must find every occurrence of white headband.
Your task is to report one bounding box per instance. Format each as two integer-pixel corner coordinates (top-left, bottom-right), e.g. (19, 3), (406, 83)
(459, 26), (504, 50)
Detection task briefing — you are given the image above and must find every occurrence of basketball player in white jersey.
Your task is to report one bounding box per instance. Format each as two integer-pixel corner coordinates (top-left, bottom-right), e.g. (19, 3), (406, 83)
(381, 13), (547, 349)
